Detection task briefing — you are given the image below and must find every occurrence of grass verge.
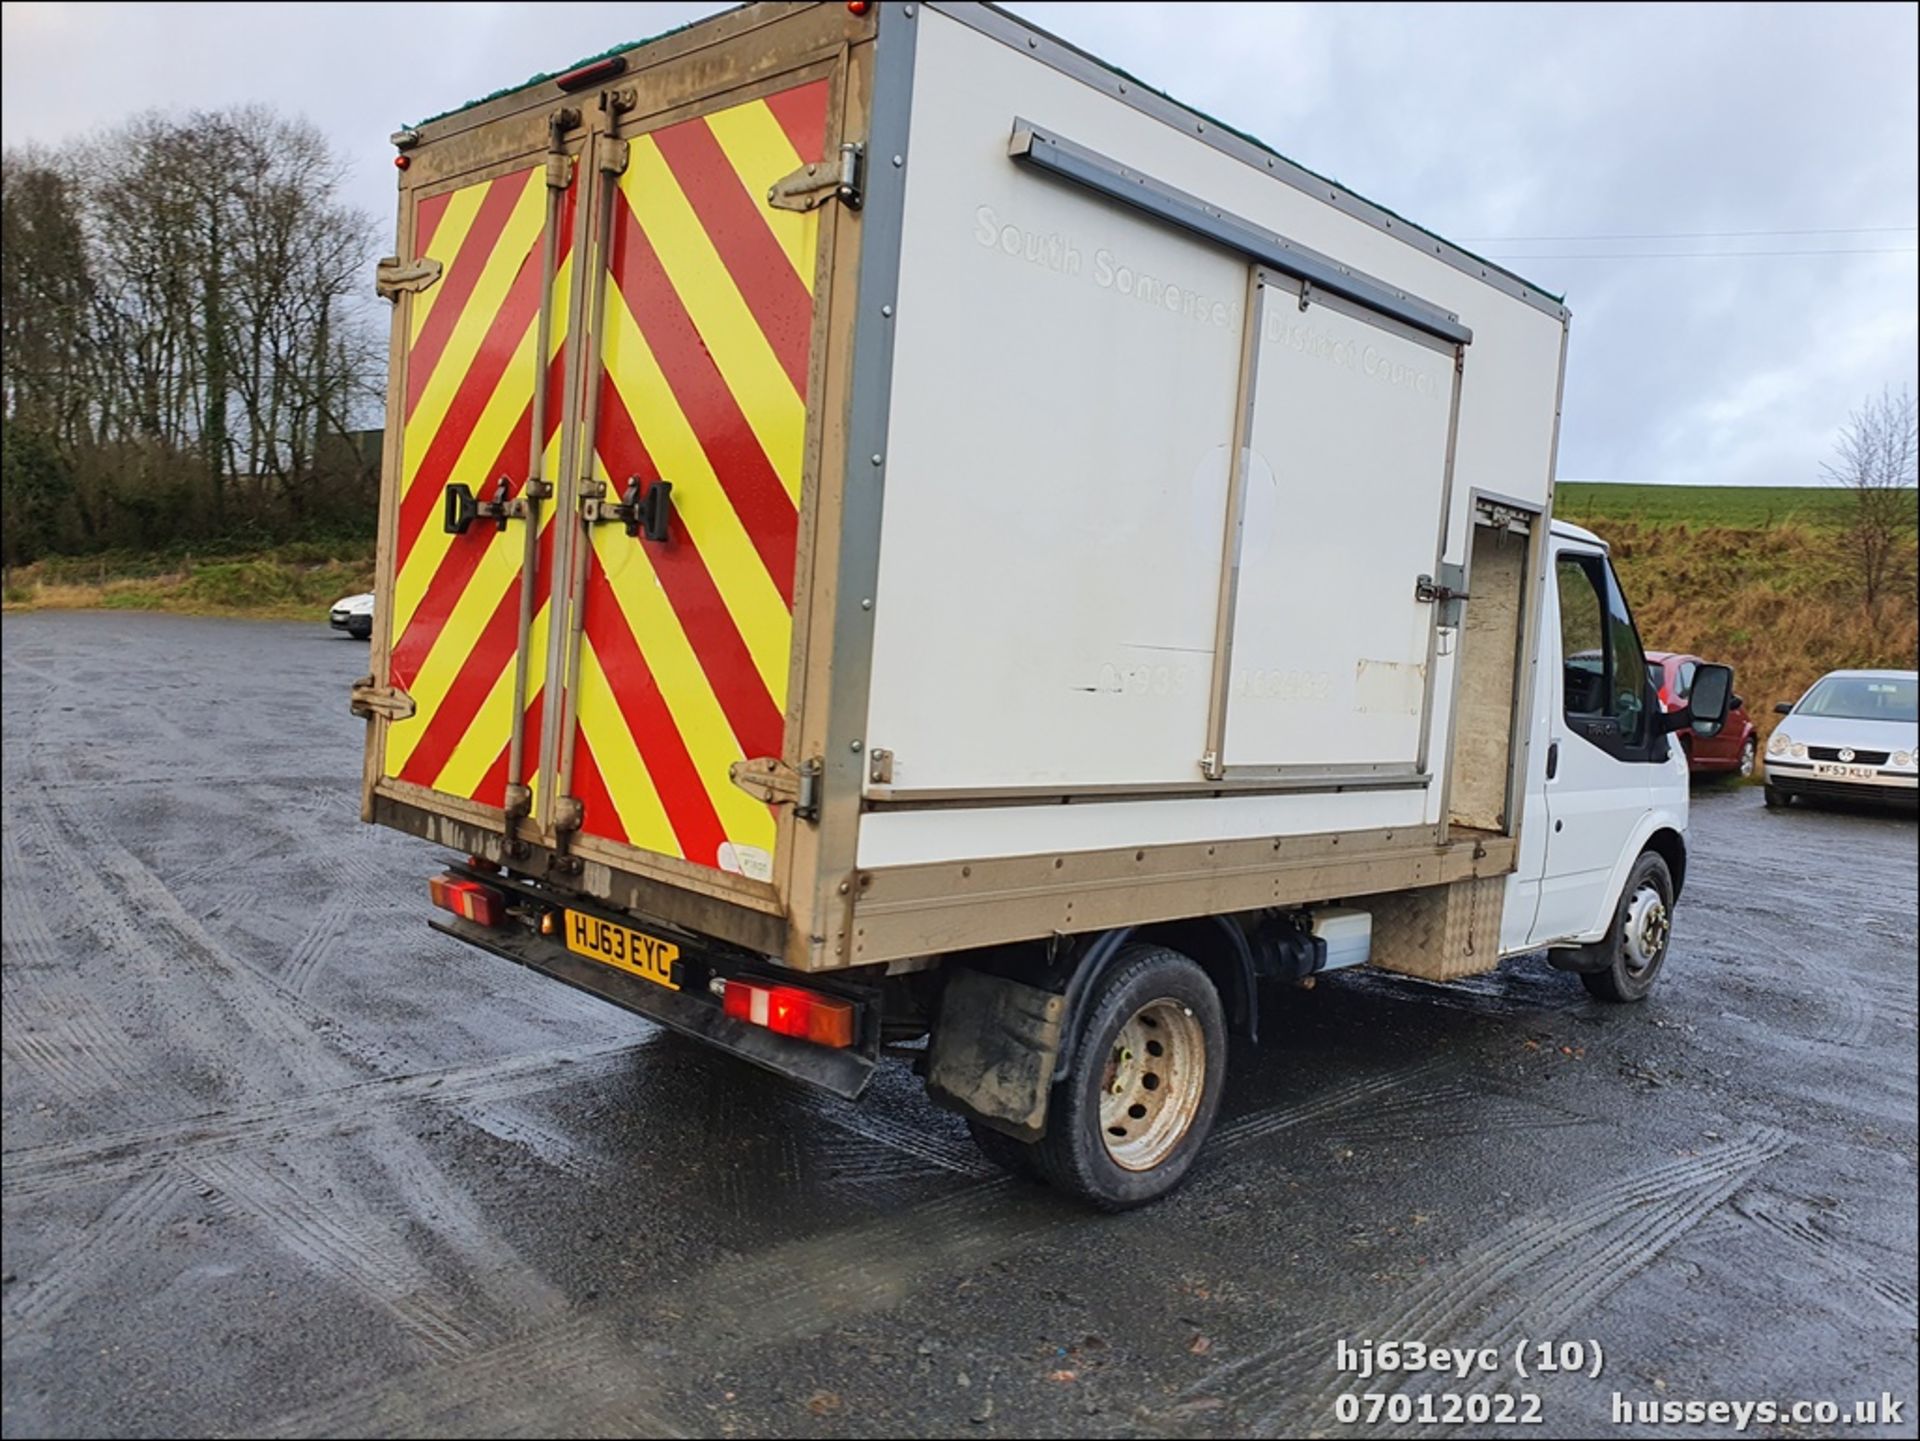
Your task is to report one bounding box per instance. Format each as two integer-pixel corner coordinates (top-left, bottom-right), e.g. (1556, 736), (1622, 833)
(1568, 517), (1917, 753)
(2, 541), (375, 621)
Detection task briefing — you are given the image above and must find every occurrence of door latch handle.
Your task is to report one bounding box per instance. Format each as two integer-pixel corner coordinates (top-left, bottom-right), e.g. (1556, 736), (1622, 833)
(1546, 739), (1559, 780)
(444, 476), (529, 535)
(581, 476), (672, 543)
(1414, 573), (1470, 605)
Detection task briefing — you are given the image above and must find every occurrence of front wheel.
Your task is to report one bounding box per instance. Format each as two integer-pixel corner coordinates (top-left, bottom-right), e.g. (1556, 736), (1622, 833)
(1737, 736), (1757, 779)
(1763, 784), (1790, 809)
(1581, 851), (1675, 1003)
(1029, 944), (1226, 1210)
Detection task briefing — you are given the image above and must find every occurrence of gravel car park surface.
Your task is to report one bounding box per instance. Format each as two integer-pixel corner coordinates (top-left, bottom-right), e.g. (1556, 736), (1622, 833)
(2, 610), (1915, 1439)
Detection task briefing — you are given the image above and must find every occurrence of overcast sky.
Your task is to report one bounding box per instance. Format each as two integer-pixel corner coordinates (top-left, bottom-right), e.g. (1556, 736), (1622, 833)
(4, 1), (1915, 487)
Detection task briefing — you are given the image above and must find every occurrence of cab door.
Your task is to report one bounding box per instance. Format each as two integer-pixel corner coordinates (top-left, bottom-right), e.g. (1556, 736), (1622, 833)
(1527, 541), (1663, 946)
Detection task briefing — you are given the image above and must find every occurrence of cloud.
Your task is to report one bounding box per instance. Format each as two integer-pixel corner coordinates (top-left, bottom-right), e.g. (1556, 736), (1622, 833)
(4, 0), (1913, 487)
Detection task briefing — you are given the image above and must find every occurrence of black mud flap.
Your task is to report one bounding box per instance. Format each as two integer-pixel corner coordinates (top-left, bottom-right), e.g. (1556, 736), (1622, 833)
(1546, 942), (1612, 974)
(925, 968), (1066, 1141)
(432, 915), (878, 1099)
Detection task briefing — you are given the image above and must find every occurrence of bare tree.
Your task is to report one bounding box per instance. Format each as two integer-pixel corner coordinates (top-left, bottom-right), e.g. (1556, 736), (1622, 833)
(2, 107), (381, 559)
(1823, 386), (1918, 620)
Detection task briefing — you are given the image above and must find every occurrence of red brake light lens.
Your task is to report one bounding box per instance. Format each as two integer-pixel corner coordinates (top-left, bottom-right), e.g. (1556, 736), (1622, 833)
(428, 873), (505, 927)
(720, 979), (855, 1048)
(556, 56), (627, 92)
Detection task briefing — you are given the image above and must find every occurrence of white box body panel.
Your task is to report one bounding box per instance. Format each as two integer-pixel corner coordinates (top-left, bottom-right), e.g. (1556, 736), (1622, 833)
(858, 7), (1566, 868)
(855, 785), (1426, 869)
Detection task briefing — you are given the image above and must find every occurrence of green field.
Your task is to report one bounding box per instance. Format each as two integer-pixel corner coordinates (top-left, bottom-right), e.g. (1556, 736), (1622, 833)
(1554, 482), (1862, 529)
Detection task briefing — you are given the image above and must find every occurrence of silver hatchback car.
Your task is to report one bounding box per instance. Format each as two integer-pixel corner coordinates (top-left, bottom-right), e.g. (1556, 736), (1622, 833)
(1765, 669), (1918, 809)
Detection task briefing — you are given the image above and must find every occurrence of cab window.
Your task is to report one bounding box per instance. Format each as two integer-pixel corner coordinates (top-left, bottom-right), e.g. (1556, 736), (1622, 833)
(1556, 551), (1655, 758)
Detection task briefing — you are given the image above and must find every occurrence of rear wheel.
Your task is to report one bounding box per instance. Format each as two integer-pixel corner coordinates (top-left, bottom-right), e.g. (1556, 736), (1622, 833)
(1763, 784), (1790, 809)
(1581, 851), (1675, 1003)
(1029, 944), (1226, 1210)
(1737, 736), (1757, 778)
(966, 1118), (1041, 1181)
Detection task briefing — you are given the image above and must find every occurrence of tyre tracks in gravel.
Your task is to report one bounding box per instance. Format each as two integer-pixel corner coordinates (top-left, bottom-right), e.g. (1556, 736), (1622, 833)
(1, 775), (616, 1360)
(1177, 1127), (1793, 1435)
(1, 1035), (643, 1202)
(1686, 866), (1912, 1055)
(1719, 1187), (1918, 1327)
(251, 1056), (1460, 1439)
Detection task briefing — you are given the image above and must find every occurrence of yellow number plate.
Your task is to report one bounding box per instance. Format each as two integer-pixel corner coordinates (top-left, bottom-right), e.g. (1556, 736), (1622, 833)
(562, 910), (679, 991)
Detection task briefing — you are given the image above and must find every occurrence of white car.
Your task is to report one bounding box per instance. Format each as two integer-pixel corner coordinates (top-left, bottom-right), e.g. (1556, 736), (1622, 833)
(1764, 668), (1918, 809)
(329, 592), (374, 641)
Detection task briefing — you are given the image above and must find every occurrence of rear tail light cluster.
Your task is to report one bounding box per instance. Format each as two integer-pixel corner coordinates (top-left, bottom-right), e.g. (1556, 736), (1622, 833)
(719, 978), (855, 1048)
(429, 873), (506, 927)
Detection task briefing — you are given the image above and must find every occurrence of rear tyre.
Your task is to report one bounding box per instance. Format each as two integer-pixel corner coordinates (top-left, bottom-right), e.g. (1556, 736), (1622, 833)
(1580, 851), (1674, 1004)
(966, 1119), (1041, 1181)
(1737, 736), (1758, 779)
(1030, 944), (1226, 1210)
(1763, 784), (1790, 809)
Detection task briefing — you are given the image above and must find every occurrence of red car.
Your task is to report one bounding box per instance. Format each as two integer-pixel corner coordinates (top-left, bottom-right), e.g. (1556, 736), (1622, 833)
(1646, 651), (1758, 776)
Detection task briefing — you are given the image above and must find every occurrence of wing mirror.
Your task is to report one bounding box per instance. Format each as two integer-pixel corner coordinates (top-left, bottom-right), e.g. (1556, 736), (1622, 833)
(1773, 700), (1795, 716)
(1679, 663), (1734, 739)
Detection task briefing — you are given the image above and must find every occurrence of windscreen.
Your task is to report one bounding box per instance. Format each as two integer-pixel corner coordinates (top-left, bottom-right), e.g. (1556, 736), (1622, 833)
(1797, 675), (1918, 723)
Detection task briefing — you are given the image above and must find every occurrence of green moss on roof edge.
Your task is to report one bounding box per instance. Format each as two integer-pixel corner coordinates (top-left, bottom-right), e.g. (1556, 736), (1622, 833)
(404, 0), (1562, 308)
(407, 4), (748, 129)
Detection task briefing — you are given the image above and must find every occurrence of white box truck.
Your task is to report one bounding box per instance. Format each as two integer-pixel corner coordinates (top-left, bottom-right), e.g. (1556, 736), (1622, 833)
(356, 1), (1733, 1207)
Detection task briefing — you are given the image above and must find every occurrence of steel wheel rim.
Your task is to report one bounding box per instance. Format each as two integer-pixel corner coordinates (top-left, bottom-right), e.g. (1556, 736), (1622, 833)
(1738, 739), (1756, 777)
(1623, 883), (1670, 975)
(1099, 998), (1206, 1172)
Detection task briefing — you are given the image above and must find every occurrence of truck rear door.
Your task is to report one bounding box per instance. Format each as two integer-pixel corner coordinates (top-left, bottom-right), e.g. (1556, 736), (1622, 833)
(378, 119), (581, 826)
(557, 73), (836, 888)
(363, 9), (859, 928)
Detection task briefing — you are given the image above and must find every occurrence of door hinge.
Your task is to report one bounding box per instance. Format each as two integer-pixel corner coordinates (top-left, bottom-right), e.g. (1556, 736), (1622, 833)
(867, 748), (893, 785)
(350, 676), (415, 722)
(769, 142), (864, 213)
(375, 255), (443, 301)
(730, 756), (822, 822)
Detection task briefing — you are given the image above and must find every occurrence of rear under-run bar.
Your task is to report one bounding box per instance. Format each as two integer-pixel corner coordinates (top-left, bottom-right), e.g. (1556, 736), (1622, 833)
(425, 868), (878, 1097)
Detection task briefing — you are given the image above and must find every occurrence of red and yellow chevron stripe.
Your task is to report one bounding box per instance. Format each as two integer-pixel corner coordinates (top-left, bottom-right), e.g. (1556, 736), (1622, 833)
(576, 78), (829, 877)
(380, 76), (829, 882)
(382, 163), (577, 810)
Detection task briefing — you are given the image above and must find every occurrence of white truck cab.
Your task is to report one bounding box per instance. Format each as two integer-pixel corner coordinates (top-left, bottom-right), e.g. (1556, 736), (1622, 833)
(1504, 520), (1726, 1001)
